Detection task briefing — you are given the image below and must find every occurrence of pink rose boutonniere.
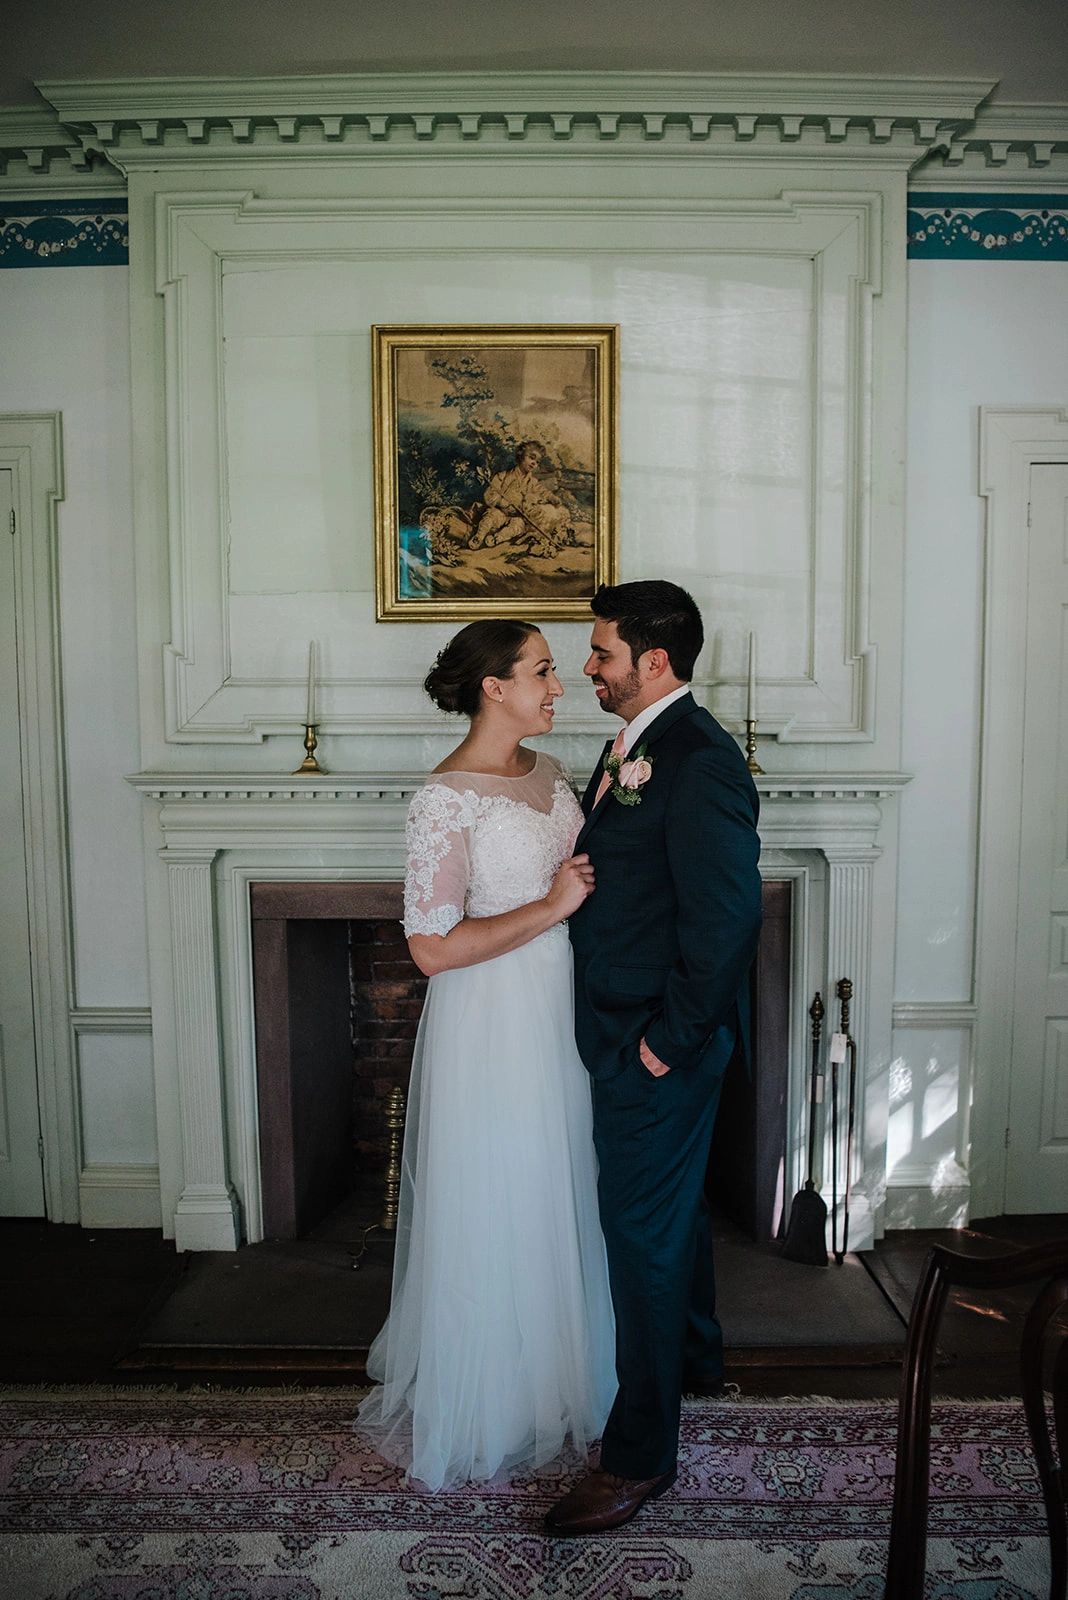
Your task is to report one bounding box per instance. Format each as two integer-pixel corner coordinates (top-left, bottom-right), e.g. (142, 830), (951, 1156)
(603, 743), (654, 806)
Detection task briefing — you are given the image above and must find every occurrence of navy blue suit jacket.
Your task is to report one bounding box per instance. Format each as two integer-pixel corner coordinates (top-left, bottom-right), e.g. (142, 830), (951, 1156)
(568, 692), (763, 1082)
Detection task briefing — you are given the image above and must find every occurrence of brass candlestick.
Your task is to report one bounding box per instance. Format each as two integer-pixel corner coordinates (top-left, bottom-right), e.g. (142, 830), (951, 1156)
(379, 1084), (407, 1232)
(744, 718), (764, 774)
(293, 723), (325, 774)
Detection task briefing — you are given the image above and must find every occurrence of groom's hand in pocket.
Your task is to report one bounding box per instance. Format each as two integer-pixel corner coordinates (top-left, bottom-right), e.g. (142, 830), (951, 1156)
(639, 1036), (671, 1077)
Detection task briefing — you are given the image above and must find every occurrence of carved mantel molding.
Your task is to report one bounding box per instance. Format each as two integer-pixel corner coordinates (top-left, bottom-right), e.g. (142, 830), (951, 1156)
(130, 767), (908, 1248)
(130, 769), (909, 819)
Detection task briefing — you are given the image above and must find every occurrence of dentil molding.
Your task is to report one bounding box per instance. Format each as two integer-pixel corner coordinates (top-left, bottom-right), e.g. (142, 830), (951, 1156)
(35, 73), (994, 168)
(7, 84), (1068, 186)
(131, 770), (908, 802)
(0, 107), (125, 192)
(911, 102), (1068, 187)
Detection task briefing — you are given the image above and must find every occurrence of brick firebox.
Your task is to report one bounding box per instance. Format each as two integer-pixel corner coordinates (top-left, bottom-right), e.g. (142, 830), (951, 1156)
(250, 879), (791, 1244)
(250, 881), (426, 1239)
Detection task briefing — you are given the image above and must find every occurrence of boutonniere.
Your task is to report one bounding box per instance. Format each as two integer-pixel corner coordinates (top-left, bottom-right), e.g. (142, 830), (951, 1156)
(603, 742), (654, 806)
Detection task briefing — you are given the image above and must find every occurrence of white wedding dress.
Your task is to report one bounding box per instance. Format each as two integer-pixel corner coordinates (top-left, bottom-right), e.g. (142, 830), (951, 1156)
(356, 750), (616, 1490)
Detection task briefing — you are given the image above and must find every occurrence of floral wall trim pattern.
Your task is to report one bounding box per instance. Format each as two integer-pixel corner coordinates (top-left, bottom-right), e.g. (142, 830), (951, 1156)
(907, 193), (1068, 260)
(0, 198), (128, 267)
(5, 193), (1064, 268)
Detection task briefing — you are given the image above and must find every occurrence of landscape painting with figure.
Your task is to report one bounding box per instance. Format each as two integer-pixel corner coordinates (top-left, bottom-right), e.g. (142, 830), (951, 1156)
(372, 327), (618, 620)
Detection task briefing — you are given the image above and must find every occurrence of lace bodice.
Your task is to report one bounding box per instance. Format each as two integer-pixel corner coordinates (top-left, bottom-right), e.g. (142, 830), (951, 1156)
(403, 751), (583, 939)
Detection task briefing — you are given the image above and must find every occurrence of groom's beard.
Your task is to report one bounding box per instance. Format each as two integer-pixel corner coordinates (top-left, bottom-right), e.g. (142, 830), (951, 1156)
(593, 664), (643, 719)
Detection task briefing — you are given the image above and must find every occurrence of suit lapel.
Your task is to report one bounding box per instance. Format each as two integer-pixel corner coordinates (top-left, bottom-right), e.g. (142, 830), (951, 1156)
(575, 692), (698, 850)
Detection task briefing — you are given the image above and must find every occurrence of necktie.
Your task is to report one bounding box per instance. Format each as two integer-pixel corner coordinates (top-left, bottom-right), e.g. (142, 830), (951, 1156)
(593, 728), (628, 807)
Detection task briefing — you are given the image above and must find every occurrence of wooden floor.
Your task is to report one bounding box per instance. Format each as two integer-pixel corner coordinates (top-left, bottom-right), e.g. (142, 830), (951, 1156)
(1, 1212), (1065, 1396)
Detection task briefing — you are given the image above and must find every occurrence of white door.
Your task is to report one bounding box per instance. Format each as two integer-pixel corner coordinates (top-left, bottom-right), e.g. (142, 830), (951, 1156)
(1005, 462), (1068, 1211)
(0, 467), (45, 1215)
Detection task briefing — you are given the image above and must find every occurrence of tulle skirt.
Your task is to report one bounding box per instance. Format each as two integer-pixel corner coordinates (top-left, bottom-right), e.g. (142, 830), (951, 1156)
(355, 926), (616, 1490)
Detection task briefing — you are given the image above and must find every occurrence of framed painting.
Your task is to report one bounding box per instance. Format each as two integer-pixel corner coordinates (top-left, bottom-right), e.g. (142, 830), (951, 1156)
(372, 325), (618, 620)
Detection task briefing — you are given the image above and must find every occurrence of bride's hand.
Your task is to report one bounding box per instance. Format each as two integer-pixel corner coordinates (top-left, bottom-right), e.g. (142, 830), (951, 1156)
(546, 854), (595, 919)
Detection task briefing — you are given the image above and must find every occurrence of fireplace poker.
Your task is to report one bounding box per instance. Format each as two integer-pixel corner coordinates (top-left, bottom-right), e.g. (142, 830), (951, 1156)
(830, 1031), (840, 1264)
(781, 991), (828, 1265)
(837, 978), (858, 1262)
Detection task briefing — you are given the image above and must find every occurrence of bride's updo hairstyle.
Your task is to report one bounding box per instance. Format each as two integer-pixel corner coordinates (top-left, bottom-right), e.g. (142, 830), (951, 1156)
(424, 619), (540, 717)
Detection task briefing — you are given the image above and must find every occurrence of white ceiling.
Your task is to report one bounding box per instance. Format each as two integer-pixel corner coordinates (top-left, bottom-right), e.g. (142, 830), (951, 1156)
(4, 0), (1067, 108)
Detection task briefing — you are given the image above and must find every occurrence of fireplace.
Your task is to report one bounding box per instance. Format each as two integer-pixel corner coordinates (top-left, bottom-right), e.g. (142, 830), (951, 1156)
(131, 770), (904, 1252)
(249, 877), (793, 1243)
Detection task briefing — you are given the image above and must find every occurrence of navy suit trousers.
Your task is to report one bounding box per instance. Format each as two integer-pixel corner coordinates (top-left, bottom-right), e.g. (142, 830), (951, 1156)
(592, 1021), (734, 1479)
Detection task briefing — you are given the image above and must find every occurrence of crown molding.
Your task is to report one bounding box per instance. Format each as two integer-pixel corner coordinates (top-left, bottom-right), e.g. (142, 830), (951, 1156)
(34, 72), (995, 167)
(0, 105), (124, 189)
(912, 100), (1068, 188)
(13, 83), (1065, 187)
(0, 106), (89, 168)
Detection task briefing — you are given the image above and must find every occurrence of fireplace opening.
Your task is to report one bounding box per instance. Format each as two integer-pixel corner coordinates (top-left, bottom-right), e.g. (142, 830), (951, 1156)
(250, 880), (791, 1243)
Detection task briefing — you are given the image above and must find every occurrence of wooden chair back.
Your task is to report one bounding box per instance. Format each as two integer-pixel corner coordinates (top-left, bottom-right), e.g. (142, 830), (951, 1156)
(885, 1238), (1068, 1600)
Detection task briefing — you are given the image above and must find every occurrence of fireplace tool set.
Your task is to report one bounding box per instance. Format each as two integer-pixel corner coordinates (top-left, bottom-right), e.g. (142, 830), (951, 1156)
(781, 977), (857, 1267)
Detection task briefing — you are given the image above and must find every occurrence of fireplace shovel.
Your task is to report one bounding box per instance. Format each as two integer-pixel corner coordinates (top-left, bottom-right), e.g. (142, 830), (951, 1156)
(782, 992), (829, 1266)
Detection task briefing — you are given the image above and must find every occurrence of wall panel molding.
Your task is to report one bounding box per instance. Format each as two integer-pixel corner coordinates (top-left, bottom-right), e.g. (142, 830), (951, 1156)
(152, 187), (884, 745)
(892, 1000), (978, 1027)
(71, 1006), (153, 1033)
(78, 1163), (161, 1228)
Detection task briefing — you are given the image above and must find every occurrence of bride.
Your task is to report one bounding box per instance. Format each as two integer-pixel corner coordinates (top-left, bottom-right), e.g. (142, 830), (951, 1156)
(356, 619), (616, 1490)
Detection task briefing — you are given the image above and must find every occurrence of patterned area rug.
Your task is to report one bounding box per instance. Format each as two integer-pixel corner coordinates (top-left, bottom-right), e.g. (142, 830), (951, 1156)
(0, 1390), (1050, 1599)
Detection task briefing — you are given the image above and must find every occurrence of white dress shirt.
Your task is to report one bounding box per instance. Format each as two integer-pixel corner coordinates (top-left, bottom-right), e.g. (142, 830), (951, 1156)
(619, 683), (691, 755)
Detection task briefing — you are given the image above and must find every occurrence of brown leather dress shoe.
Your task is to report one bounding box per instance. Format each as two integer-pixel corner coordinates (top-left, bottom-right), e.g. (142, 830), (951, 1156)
(543, 1467), (677, 1535)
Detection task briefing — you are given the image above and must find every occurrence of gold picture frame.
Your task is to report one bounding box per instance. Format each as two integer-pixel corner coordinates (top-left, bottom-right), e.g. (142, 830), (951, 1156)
(372, 325), (618, 621)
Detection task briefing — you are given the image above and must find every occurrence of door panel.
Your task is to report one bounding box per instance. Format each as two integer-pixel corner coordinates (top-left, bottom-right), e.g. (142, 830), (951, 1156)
(1006, 463), (1068, 1210)
(0, 468), (45, 1216)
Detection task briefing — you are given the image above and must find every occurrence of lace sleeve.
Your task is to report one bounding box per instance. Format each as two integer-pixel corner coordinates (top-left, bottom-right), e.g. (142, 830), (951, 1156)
(543, 751), (579, 797)
(403, 783), (474, 939)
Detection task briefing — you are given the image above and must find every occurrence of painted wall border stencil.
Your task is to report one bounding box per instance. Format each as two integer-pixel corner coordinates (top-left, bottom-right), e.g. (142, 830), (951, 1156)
(907, 193), (1068, 259)
(0, 198), (129, 267)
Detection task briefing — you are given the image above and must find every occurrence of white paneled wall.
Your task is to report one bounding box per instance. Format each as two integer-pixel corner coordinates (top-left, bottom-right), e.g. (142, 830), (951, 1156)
(888, 262), (1068, 1225)
(2, 174), (1065, 1231)
(0, 266), (158, 1216)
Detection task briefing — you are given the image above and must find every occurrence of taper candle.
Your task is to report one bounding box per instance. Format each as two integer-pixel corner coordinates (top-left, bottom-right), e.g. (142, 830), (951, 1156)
(746, 631), (757, 723)
(305, 640), (317, 726)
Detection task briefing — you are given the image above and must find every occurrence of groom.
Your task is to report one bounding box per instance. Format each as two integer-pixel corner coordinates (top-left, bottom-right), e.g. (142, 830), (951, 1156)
(546, 579), (763, 1535)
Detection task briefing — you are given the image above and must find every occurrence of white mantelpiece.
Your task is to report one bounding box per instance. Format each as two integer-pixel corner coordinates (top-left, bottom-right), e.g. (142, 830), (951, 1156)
(131, 771), (907, 1251)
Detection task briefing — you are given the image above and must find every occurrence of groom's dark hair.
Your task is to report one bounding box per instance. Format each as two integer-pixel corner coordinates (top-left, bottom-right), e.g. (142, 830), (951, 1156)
(591, 580), (704, 681)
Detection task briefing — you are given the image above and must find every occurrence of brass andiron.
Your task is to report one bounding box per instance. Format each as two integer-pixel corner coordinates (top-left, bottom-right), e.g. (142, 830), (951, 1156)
(349, 1084), (409, 1269)
(293, 723), (325, 775)
(380, 1084), (407, 1232)
(744, 719), (764, 775)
